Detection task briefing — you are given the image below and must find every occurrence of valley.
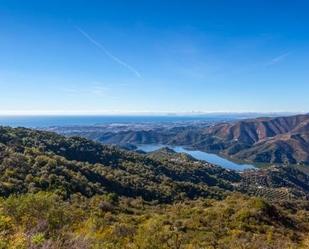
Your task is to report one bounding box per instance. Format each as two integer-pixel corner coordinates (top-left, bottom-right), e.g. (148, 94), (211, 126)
(49, 114), (309, 165)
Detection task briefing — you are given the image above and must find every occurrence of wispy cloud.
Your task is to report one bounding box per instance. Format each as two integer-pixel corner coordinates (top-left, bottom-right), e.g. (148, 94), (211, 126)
(267, 52), (290, 65)
(75, 26), (142, 78)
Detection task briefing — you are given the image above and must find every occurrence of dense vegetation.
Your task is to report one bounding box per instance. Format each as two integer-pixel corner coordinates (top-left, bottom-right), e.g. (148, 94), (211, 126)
(2, 192), (309, 249)
(0, 127), (242, 201)
(1, 126), (309, 248)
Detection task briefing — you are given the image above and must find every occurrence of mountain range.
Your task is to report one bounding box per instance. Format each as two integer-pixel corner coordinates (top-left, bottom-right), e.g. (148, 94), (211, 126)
(54, 114), (309, 165)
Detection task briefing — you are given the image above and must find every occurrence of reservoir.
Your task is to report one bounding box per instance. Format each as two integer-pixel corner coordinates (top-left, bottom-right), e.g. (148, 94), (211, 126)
(136, 144), (255, 171)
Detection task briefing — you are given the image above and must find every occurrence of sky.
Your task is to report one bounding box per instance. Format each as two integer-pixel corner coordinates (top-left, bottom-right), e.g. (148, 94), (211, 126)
(0, 0), (309, 115)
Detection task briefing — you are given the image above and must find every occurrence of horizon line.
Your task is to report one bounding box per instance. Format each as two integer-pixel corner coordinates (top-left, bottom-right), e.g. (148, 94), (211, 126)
(0, 111), (305, 117)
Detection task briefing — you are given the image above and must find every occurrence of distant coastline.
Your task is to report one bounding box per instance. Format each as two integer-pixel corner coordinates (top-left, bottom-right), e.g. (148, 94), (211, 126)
(0, 112), (301, 128)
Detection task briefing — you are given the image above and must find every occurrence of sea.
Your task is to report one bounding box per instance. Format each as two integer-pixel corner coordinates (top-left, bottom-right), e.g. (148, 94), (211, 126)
(0, 115), (241, 128)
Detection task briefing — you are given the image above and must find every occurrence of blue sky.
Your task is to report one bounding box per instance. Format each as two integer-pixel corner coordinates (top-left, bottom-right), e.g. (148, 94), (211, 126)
(0, 0), (309, 114)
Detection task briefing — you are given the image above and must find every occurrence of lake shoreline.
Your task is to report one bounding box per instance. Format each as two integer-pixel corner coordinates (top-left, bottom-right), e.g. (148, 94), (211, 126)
(135, 144), (256, 171)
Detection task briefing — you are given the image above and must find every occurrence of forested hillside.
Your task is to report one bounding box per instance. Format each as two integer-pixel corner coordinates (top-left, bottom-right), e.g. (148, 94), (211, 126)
(0, 127), (241, 201)
(1, 126), (309, 248)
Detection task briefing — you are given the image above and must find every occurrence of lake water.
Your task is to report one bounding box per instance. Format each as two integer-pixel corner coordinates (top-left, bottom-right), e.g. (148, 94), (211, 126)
(136, 144), (255, 171)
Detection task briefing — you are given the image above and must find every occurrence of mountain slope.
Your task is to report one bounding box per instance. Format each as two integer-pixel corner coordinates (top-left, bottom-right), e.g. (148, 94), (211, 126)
(206, 114), (309, 143)
(199, 114), (309, 164)
(0, 126), (240, 201)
